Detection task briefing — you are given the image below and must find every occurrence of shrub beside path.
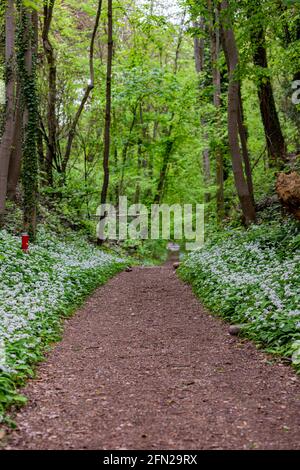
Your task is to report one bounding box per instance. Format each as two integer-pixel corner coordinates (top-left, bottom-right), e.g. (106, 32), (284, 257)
(3, 265), (300, 450)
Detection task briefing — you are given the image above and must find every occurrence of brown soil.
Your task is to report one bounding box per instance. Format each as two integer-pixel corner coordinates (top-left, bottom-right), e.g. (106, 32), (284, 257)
(3, 265), (300, 450)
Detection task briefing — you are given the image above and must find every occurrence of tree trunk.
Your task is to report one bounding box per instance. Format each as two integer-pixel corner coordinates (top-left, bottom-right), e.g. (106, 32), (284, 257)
(237, 87), (254, 203)
(134, 139), (142, 204)
(193, 19), (204, 74)
(119, 105), (138, 196)
(220, 1), (256, 225)
(174, 10), (186, 74)
(61, 0), (102, 177)
(216, 148), (224, 218)
(203, 146), (211, 203)
(42, 0), (57, 186)
(153, 139), (174, 204)
(18, 6), (39, 238)
(153, 12), (186, 205)
(100, 0), (113, 206)
(0, 0), (15, 216)
(193, 15), (211, 203)
(221, 7), (254, 203)
(209, 1), (224, 218)
(193, 17), (211, 203)
(248, 1), (287, 166)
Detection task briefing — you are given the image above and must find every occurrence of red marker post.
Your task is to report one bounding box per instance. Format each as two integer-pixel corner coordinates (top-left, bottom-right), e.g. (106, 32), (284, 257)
(21, 232), (30, 252)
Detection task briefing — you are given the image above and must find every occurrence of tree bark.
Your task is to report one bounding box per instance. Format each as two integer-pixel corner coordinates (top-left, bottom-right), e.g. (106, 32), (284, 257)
(119, 104), (138, 196)
(193, 19), (204, 74)
(220, 0), (256, 225)
(42, 0), (56, 186)
(237, 87), (254, 203)
(100, 0), (113, 206)
(174, 10), (186, 74)
(194, 15), (211, 203)
(209, 2), (224, 219)
(0, 0), (15, 215)
(153, 11), (186, 205)
(202, 147), (211, 203)
(248, 1), (287, 166)
(153, 137), (174, 204)
(61, 0), (102, 177)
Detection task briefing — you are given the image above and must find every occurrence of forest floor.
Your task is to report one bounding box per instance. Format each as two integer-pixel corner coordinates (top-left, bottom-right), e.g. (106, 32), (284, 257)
(2, 264), (300, 450)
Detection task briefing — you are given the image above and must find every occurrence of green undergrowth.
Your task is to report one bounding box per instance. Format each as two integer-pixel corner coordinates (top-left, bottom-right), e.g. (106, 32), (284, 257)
(0, 227), (126, 423)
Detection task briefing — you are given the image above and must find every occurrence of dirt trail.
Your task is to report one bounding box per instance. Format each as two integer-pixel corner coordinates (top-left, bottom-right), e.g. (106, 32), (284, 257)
(3, 265), (300, 450)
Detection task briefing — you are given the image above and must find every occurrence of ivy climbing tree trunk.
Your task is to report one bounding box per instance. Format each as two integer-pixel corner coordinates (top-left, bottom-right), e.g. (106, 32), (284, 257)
(220, 0), (256, 225)
(7, 79), (23, 200)
(100, 0), (113, 207)
(17, 3), (39, 239)
(0, 0), (15, 217)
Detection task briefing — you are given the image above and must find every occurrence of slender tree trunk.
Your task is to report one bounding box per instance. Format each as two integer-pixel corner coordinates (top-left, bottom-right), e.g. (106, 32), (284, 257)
(37, 126), (45, 171)
(221, 6), (254, 203)
(119, 105), (138, 196)
(194, 15), (211, 203)
(134, 103), (146, 204)
(220, 1), (256, 225)
(134, 139), (142, 204)
(0, 0), (15, 216)
(174, 10), (186, 74)
(202, 148), (211, 203)
(42, 0), (56, 186)
(113, 146), (119, 203)
(61, 0), (102, 177)
(209, 2), (224, 219)
(100, 0), (113, 206)
(237, 88), (254, 202)
(153, 11), (186, 205)
(193, 19), (204, 74)
(248, 1), (287, 166)
(153, 139), (174, 204)
(215, 148), (224, 217)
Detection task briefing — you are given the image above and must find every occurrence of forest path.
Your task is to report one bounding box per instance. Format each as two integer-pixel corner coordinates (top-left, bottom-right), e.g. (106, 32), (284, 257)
(4, 265), (300, 450)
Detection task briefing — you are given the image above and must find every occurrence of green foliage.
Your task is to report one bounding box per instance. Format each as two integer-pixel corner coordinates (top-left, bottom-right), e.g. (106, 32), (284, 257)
(1, 0), (300, 416)
(30, 0), (300, 226)
(120, 238), (168, 265)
